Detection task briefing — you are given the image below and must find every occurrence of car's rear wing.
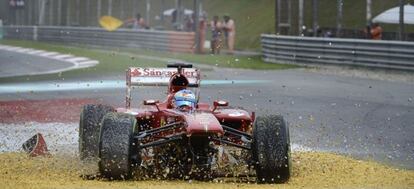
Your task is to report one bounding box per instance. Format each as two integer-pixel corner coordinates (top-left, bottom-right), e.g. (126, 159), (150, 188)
(127, 67), (200, 87)
(125, 67), (200, 108)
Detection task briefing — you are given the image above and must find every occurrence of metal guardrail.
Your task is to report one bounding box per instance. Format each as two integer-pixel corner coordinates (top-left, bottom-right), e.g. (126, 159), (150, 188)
(3, 26), (195, 53)
(261, 34), (414, 71)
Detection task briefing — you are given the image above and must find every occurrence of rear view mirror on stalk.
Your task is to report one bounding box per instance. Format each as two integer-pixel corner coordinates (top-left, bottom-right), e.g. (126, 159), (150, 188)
(143, 99), (159, 105)
(213, 100), (229, 111)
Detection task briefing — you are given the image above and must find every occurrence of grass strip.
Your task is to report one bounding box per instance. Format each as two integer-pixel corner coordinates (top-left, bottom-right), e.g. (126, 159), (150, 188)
(0, 39), (297, 83)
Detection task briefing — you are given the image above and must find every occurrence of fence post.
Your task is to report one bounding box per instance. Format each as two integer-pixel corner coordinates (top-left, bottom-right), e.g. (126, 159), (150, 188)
(38, 0), (46, 25)
(66, 0), (71, 26)
(0, 19), (3, 40)
(193, 0), (200, 53)
(298, 0), (304, 36)
(108, 0), (112, 16)
(33, 26), (38, 41)
(97, 0), (101, 20)
(312, 0), (318, 37)
(49, 0), (54, 25)
(336, 0), (343, 37)
(398, 0), (405, 41)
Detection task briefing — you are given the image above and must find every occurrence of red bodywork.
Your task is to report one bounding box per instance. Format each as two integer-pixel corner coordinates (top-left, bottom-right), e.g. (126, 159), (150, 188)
(117, 66), (254, 141)
(91, 64), (290, 183)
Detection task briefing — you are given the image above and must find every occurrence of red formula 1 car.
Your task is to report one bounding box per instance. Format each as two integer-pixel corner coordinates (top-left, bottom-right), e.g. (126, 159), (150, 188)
(79, 63), (291, 183)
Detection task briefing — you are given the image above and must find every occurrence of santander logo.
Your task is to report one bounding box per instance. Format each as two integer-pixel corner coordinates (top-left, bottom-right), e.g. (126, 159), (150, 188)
(130, 68), (197, 78)
(131, 69), (142, 77)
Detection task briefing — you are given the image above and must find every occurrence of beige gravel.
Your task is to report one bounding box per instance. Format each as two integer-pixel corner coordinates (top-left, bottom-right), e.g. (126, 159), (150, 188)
(0, 152), (413, 189)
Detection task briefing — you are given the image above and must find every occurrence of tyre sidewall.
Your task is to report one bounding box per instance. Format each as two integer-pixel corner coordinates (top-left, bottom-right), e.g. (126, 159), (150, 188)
(79, 104), (114, 161)
(252, 114), (290, 183)
(99, 112), (136, 180)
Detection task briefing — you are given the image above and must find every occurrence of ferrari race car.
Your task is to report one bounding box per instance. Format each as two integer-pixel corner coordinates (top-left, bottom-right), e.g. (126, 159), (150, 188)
(79, 63), (291, 183)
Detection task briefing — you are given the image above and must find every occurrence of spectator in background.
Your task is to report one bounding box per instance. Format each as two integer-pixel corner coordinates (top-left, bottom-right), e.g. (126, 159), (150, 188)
(125, 13), (147, 29)
(222, 15), (235, 54)
(184, 14), (194, 32)
(198, 13), (208, 53)
(210, 15), (222, 54)
(365, 22), (382, 40)
(370, 23), (383, 40)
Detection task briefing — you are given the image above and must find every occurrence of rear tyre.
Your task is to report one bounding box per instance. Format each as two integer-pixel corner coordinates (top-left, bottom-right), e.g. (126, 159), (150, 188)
(99, 112), (137, 180)
(252, 114), (291, 184)
(79, 104), (114, 161)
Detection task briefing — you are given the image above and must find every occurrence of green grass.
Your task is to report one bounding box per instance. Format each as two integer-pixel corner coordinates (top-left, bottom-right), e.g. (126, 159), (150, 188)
(0, 40), (296, 82)
(0, 40), (167, 82)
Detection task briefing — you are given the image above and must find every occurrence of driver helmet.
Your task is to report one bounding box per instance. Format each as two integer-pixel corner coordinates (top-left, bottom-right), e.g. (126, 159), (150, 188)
(173, 89), (196, 110)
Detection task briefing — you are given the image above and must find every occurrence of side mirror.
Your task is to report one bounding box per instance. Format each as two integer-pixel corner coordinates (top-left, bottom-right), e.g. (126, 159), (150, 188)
(213, 100), (229, 111)
(143, 99), (159, 105)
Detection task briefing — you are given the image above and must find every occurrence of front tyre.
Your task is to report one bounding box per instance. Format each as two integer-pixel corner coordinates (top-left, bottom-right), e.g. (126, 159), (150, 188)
(252, 114), (291, 184)
(79, 104), (114, 161)
(99, 112), (137, 180)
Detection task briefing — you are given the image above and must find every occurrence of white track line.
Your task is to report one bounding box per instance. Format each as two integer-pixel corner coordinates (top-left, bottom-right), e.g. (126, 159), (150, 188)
(52, 54), (75, 59)
(66, 57), (89, 62)
(39, 52), (59, 57)
(0, 44), (99, 76)
(77, 60), (99, 65)
(5, 46), (20, 51)
(26, 50), (46, 55)
(15, 48), (32, 53)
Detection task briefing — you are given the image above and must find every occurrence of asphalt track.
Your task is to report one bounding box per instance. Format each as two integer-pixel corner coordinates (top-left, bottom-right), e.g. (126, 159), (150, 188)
(0, 49), (73, 78)
(1, 66), (413, 170)
(1, 48), (414, 172)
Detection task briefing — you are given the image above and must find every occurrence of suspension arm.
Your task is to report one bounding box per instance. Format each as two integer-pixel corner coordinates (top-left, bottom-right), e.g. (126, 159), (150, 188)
(221, 125), (252, 140)
(211, 136), (251, 150)
(135, 121), (185, 140)
(138, 133), (184, 149)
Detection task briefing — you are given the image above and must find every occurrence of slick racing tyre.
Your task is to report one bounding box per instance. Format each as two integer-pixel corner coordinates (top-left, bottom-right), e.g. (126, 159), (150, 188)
(79, 104), (114, 161)
(252, 114), (291, 184)
(99, 112), (137, 180)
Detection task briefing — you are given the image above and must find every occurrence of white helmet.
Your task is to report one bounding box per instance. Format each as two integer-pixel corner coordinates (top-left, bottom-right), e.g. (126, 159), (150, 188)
(173, 89), (196, 109)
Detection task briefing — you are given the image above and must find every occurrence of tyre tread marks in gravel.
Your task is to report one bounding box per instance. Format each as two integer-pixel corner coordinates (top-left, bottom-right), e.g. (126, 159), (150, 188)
(252, 114), (291, 184)
(99, 112), (136, 180)
(79, 104), (114, 161)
